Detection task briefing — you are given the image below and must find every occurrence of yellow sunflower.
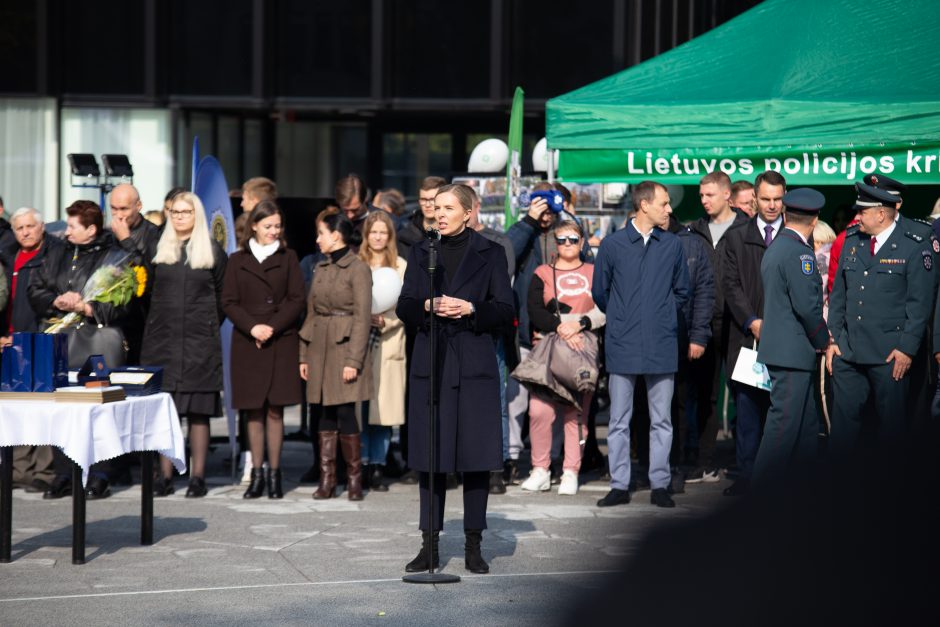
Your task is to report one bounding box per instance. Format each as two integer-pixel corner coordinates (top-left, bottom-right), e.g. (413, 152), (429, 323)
(133, 265), (148, 297)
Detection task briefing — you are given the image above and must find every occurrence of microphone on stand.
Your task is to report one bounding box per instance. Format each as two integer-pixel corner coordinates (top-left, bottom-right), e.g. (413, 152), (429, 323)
(424, 228), (441, 241)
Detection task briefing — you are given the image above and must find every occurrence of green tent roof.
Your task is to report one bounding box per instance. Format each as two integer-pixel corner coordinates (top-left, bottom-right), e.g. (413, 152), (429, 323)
(546, 0), (940, 183)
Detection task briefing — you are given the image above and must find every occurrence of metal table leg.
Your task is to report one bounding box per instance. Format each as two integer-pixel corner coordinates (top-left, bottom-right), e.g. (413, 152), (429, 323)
(71, 463), (85, 565)
(140, 451), (153, 545)
(0, 446), (13, 562)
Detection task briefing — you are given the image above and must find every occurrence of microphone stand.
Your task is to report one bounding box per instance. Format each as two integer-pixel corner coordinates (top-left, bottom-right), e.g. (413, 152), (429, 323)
(403, 233), (460, 584)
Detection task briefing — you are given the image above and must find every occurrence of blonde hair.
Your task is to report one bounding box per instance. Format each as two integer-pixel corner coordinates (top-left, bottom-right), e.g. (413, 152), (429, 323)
(359, 211), (399, 268)
(812, 220), (837, 245)
(153, 192), (216, 270)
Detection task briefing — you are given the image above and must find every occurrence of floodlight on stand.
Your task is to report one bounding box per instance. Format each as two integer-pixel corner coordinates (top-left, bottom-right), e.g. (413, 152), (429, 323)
(67, 153), (101, 179)
(101, 154), (133, 182)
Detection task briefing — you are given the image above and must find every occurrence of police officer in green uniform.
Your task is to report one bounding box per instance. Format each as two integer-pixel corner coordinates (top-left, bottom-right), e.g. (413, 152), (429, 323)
(752, 189), (830, 485)
(826, 182), (934, 454)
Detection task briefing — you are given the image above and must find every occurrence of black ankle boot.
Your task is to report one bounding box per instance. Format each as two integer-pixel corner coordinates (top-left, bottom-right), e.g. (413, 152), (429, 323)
(405, 531), (440, 572)
(267, 468), (283, 499)
(464, 529), (489, 574)
(243, 468), (265, 499)
(370, 464), (388, 492)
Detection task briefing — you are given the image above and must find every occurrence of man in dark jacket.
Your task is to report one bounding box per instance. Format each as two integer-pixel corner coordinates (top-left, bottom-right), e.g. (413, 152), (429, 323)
(0, 195), (16, 254)
(685, 172), (749, 482)
(397, 176), (447, 260)
(593, 181), (690, 509)
(109, 184), (161, 366)
(720, 170), (786, 495)
(0, 206), (62, 493)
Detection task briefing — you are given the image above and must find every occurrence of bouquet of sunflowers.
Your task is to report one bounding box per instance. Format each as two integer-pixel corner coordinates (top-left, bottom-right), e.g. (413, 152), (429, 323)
(45, 253), (148, 333)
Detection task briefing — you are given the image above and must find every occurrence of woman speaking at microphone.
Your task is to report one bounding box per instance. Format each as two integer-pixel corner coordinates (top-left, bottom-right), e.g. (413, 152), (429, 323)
(396, 184), (514, 574)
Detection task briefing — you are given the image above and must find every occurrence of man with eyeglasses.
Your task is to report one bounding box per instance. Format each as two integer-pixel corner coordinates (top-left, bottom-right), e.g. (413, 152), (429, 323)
(397, 176), (447, 260)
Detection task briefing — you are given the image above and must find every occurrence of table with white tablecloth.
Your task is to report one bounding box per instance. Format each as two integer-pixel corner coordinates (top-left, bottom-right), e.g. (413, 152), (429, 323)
(0, 393), (186, 564)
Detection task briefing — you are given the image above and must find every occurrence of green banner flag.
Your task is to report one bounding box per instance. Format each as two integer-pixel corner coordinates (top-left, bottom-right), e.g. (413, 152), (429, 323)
(505, 87), (525, 228)
(558, 143), (940, 184)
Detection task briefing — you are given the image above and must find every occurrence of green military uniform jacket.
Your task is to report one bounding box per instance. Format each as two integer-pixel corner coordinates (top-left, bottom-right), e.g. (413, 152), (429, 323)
(757, 228), (829, 371)
(828, 219), (933, 364)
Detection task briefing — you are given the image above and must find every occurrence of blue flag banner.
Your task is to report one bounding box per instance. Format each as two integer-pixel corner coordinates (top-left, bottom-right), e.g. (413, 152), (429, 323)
(192, 152), (239, 479)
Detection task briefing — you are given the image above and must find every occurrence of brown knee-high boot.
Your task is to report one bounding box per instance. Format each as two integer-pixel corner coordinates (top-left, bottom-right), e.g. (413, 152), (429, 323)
(339, 434), (364, 501)
(313, 431), (338, 499)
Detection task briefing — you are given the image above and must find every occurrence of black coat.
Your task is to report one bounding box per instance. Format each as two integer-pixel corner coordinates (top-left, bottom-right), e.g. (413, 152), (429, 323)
(688, 208), (749, 321)
(396, 229), (514, 473)
(112, 217), (163, 363)
(721, 217), (775, 373)
(27, 231), (127, 326)
(1, 235), (64, 333)
(140, 240), (228, 392)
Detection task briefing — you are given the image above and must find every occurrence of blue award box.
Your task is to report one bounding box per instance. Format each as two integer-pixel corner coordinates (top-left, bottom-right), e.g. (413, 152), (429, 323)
(109, 366), (163, 396)
(1, 333), (33, 392)
(32, 333), (69, 392)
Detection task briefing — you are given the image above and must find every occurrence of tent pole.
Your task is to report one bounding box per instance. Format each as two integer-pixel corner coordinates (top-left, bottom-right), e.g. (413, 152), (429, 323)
(547, 149), (555, 183)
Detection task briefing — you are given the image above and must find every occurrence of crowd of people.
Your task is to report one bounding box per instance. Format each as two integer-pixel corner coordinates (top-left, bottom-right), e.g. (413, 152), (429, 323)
(1, 165), (937, 573)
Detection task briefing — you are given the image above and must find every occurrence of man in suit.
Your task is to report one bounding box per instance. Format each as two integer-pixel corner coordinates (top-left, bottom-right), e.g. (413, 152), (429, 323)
(827, 183), (933, 456)
(753, 189), (830, 486)
(719, 170), (786, 495)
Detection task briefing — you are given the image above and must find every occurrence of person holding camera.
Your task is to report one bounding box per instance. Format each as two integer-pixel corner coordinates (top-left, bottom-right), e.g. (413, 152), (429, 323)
(505, 183), (592, 481)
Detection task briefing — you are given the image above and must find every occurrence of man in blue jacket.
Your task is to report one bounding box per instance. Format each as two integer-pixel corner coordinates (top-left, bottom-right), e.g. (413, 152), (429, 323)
(593, 181), (690, 508)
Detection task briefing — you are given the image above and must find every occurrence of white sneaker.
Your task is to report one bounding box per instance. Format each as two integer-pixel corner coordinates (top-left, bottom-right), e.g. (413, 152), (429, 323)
(558, 470), (579, 496)
(520, 467), (551, 492)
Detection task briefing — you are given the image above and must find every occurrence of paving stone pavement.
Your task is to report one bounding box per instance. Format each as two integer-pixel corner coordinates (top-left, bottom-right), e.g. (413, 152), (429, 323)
(0, 418), (732, 626)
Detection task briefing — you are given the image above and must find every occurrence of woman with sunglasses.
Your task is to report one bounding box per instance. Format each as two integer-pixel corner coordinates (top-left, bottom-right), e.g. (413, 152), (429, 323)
(520, 220), (605, 496)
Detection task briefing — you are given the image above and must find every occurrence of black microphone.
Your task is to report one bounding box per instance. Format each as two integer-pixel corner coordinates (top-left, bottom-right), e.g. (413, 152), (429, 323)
(425, 228), (440, 241)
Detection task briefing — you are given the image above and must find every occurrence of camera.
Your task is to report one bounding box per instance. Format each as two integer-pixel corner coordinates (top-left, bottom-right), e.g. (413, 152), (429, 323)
(528, 189), (566, 213)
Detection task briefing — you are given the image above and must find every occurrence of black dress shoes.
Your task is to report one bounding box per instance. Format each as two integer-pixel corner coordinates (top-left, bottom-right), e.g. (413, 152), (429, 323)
(24, 478), (52, 493)
(154, 477), (175, 497)
(85, 477), (112, 500)
(186, 476), (207, 498)
(42, 475), (72, 499)
(596, 488), (631, 507)
(488, 470), (506, 495)
(650, 488), (675, 508)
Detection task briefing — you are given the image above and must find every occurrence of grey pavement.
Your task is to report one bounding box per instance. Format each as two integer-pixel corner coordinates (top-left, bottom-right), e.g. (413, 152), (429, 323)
(0, 409), (732, 626)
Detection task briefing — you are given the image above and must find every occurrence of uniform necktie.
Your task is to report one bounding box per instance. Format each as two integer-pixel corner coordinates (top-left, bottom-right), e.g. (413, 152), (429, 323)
(764, 225), (774, 247)
(870, 236), (876, 256)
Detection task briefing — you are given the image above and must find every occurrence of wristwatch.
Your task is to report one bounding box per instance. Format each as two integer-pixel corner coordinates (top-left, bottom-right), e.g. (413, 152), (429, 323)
(468, 302), (476, 316)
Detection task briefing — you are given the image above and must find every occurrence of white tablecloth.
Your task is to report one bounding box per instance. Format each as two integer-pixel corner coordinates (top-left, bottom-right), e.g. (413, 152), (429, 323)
(0, 392), (186, 486)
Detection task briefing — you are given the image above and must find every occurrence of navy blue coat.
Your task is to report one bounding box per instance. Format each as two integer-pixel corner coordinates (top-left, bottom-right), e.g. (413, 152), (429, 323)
(396, 229), (514, 473)
(677, 227), (715, 351)
(592, 223), (690, 375)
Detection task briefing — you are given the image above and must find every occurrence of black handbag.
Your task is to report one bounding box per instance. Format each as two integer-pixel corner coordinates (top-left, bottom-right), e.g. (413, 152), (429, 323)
(64, 319), (128, 369)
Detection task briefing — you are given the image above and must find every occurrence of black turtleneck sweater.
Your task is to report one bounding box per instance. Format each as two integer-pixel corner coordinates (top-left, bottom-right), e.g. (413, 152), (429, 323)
(329, 247), (349, 264)
(440, 228), (470, 284)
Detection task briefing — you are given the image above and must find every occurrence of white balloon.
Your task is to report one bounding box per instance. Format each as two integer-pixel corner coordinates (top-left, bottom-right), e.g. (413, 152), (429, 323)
(468, 138), (509, 173)
(371, 266), (402, 314)
(531, 137), (559, 173)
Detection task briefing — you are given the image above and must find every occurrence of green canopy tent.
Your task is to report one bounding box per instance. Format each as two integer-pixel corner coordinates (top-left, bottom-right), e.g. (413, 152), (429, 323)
(546, 0), (940, 186)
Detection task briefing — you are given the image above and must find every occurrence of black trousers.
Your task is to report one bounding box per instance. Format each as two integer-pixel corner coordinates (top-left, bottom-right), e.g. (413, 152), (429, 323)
(418, 471), (489, 532)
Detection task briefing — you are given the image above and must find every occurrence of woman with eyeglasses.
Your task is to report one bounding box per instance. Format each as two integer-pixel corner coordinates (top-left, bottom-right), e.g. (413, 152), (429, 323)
(141, 192), (228, 497)
(223, 200), (305, 499)
(520, 220), (605, 496)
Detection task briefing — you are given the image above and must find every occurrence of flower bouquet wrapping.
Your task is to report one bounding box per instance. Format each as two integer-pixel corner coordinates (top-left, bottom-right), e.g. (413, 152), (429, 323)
(45, 252), (147, 334)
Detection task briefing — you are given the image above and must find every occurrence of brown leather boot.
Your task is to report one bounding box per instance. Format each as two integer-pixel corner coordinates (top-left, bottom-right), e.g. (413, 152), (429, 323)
(313, 431), (338, 500)
(339, 434), (364, 501)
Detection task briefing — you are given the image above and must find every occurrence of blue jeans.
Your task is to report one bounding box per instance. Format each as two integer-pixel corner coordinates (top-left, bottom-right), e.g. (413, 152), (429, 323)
(496, 336), (510, 461)
(360, 424), (392, 465)
(608, 373), (675, 491)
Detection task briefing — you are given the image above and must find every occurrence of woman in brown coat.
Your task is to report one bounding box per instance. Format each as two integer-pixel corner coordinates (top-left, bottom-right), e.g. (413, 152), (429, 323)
(299, 212), (373, 501)
(222, 200), (305, 499)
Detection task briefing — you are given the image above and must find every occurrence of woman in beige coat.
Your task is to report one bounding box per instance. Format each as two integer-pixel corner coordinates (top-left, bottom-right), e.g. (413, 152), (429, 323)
(358, 211), (407, 491)
(299, 212), (373, 500)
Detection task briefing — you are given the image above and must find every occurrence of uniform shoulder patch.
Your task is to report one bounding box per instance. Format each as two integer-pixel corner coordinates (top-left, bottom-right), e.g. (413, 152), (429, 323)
(912, 217), (932, 227)
(800, 253), (815, 275)
(845, 224), (861, 236)
(923, 250), (933, 271)
(932, 237), (939, 254)
(906, 231), (924, 243)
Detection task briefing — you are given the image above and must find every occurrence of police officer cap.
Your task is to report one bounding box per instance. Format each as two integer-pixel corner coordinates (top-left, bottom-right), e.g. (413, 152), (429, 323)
(854, 182), (899, 210)
(782, 188), (825, 214)
(862, 173), (906, 197)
